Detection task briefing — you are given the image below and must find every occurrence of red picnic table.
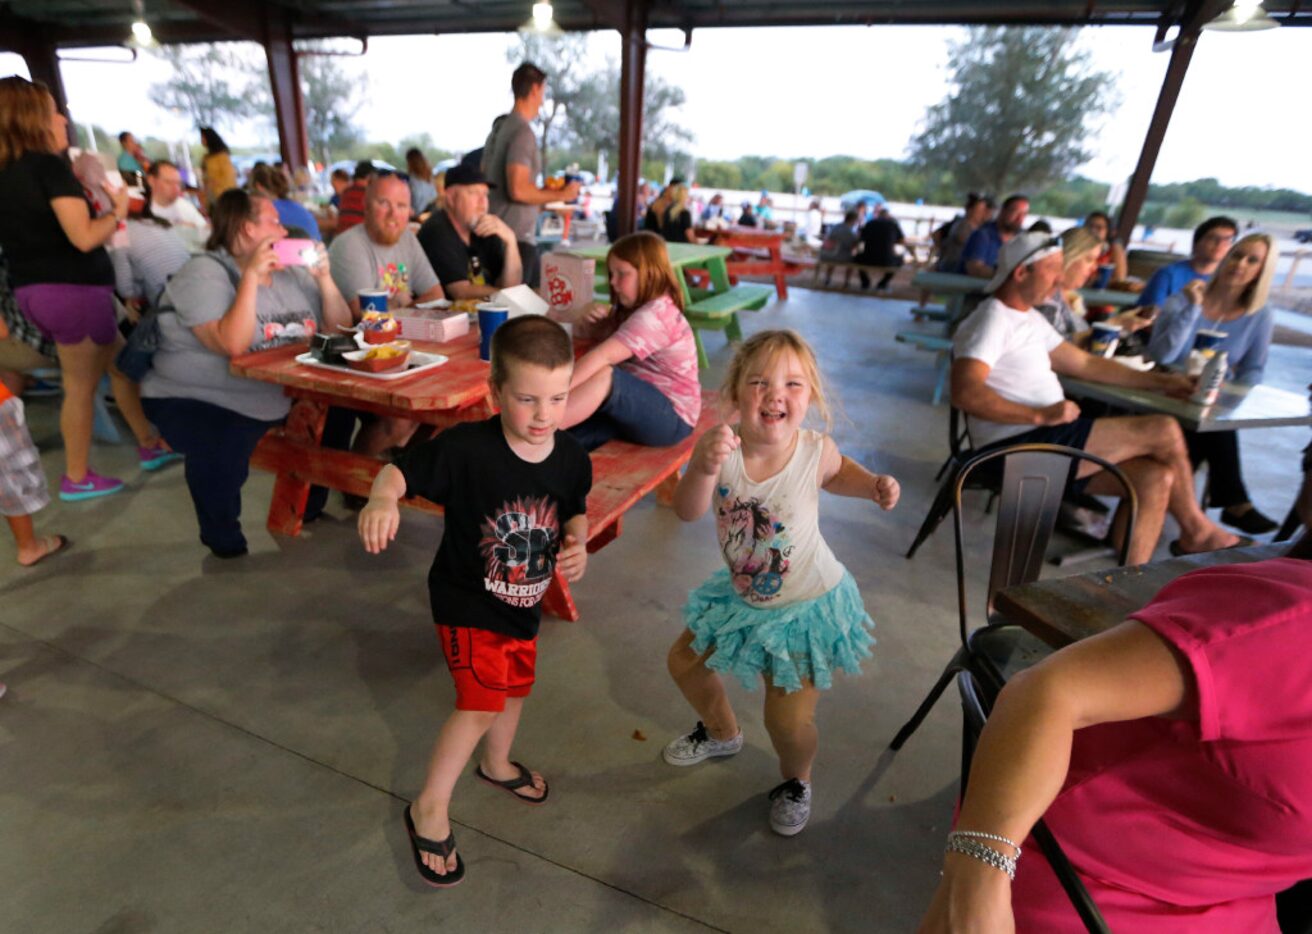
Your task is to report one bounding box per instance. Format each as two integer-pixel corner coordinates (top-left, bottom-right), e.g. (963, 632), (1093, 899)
(230, 331), (718, 621)
(697, 226), (805, 300)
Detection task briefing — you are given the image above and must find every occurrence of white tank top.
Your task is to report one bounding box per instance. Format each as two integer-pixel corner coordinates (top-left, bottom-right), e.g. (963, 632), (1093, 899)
(714, 429), (845, 607)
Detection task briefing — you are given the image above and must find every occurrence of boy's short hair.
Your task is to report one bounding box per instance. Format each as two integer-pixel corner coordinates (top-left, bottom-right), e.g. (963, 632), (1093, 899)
(489, 316), (573, 387)
(1193, 215), (1238, 246)
(512, 62), (547, 99)
(330, 167), (350, 182)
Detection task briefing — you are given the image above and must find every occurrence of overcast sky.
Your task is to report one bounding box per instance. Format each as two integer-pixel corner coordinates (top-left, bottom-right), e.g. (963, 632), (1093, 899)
(1, 23), (1303, 191)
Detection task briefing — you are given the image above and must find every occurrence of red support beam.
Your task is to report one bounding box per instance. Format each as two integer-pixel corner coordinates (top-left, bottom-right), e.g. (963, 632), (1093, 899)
(616, 0), (649, 237)
(264, 13), (309, 170)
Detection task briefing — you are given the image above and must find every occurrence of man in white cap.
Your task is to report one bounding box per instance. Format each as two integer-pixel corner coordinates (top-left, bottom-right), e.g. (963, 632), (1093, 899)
(950, 231), (1244, 564)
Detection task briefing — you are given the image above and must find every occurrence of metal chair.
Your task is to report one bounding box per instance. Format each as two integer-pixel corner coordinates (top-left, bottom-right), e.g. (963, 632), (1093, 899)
(906, 406), (998, 559)
(890, 443), (1138, 750)
(956, 669), (1111, 934)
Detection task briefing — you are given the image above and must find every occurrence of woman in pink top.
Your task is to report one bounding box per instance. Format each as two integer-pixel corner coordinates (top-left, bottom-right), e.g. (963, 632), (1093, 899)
(563, 231), (700, 451)
(920, 536), (1312, 933)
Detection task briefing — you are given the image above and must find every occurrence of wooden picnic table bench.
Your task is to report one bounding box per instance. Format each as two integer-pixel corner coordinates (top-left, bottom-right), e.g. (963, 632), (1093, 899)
(698, 226), (802, 299)
(684, 283), (774, 370)
(894, 323), (953, 405)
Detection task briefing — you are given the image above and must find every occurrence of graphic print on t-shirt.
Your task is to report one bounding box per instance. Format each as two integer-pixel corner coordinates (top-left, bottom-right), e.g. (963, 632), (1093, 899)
(479, 496), (560, 608)
(377, 260), (410, 301)
(253, 315), (317, 351)
(717, 489), (793, 603)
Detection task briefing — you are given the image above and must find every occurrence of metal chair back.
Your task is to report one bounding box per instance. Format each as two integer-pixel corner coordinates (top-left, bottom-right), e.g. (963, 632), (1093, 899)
(952, 443), (1138, 644)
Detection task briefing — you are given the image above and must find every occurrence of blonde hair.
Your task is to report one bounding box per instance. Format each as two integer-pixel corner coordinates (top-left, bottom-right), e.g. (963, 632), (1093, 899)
(1059, 227), (1102, 270)
(1206, 232), (1277, 316)
(0, 77), (56, 168)
(723, 329), (831, 430)
(607, 231), (685, 313)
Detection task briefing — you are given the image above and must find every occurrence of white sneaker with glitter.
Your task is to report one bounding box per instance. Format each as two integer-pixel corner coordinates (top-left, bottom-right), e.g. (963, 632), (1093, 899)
(768, 778), (812, 836)
(661, 721), (744, 766)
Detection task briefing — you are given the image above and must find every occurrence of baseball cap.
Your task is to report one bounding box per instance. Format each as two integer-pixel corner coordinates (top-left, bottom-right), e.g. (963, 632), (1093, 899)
(443, 163), (495, 188)
(985, 232), (1063, 293)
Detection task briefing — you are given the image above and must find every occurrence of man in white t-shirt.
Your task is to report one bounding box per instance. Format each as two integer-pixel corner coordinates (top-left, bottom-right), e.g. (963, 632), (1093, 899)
(951, 232), (1242, 564)
(146, 161), (209, 245)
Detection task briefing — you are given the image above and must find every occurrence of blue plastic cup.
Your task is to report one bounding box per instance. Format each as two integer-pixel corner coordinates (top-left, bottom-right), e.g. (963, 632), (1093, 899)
(1193, 328), (1225, 358)
(1093, 264), (1114, 289)
(358, 289), (388, 313)
(477, 305), (509, 361)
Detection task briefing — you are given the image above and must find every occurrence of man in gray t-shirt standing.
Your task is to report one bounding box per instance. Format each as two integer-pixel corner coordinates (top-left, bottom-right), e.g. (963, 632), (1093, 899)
(482, 62), (580, 288)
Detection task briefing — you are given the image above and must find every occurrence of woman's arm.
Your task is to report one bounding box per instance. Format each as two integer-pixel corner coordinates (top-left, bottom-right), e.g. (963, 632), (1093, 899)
(918, 620), (1194, 933)
(569, 335), (632, 390)
(190, 240), (279, 357)
(1147, 289), (1202, 366)
(50, 182), (128, 253)
(1233, 307), (1274, 385)
(1110, 240), (1128, 282)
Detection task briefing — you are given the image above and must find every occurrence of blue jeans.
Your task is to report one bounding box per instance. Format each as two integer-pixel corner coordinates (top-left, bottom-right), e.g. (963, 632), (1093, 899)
(143, 396), (280, 555)
(567, 367), (694, 452)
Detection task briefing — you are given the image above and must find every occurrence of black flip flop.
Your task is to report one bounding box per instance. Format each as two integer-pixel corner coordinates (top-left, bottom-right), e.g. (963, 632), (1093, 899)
(475, 761), (550, 805)
(1169, 535), (1255, 557)
(403, 806), (465, 888)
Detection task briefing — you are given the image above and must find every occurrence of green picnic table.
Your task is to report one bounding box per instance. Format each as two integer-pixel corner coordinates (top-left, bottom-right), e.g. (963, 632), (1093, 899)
(570, 243), (774, 369)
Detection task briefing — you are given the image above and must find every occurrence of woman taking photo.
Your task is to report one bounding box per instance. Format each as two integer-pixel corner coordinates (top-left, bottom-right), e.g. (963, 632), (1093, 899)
(1148, 232), (1278, 535)
(0, 76), (176, 501)
(140, 189), (352, 557)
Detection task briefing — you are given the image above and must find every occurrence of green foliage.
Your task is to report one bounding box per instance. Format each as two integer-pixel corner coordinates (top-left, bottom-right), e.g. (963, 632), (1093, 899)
(148, 43), (266, 132)
(696, 161), (742, 190)
(1147, 177), (1312, 215)
(299, 43), (366, 164)
(1163, 196), (1206, 229)
(909, 27), (1117, 197)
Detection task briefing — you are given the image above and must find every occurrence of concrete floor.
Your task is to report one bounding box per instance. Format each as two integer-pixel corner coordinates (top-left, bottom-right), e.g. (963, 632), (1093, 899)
(2, 286), (1306, 933)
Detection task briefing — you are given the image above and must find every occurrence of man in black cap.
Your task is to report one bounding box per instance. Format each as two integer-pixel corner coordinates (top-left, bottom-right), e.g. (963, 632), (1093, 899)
(417, 163), (523, 301)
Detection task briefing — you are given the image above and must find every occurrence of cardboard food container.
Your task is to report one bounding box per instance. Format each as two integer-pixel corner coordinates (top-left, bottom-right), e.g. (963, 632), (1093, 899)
(541, 252), (596, 318)
(394, 309), (470, 343)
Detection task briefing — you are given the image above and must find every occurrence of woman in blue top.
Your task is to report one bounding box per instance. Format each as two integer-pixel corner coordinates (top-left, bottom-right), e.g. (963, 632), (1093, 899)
(248, 163), (321, 242)
(1148, 233), (1278, 535)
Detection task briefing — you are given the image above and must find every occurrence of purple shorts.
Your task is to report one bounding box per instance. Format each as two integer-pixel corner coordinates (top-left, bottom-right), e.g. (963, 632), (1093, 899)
(14, 283), (118, 346)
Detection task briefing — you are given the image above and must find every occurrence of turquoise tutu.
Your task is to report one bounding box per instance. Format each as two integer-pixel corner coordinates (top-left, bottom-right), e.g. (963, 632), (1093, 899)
(683, 568), (875, 693)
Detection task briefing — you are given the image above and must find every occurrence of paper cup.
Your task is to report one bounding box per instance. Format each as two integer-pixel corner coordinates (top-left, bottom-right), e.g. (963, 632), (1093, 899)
(1194, 328), (1225, 358)
(477, 305), (510, 362)
(358, 289), (389, 313)
(1089, 322), (1120, 357)
(1093, 264), (1114, 289)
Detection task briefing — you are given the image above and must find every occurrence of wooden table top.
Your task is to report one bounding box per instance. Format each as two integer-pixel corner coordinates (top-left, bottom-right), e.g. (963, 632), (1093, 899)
(230, 330), (492, 415)
(994, 542), (1291, 648)
(1061, 377), (1312, 432)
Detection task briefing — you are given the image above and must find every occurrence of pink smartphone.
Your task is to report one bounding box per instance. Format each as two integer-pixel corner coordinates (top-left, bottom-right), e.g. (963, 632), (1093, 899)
(273, 238), (317, 267)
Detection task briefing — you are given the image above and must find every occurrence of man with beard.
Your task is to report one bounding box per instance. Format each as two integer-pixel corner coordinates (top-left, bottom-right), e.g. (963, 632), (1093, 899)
(329, 172), (444, 316)
(417, 163), (522, 301)
(960, 193), (1028, 278)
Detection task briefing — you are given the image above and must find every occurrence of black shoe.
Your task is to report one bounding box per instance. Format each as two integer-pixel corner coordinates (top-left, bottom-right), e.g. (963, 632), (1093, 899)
(1219, 505), (1278, 535)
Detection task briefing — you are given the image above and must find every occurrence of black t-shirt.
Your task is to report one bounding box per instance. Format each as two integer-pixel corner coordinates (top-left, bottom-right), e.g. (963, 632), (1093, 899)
(643, 206), (694, 243)
(859, 217), (906, 266)
(416, 211), (506, 290)
(0, 151), (114, 288)
(397, 417), (592, 640)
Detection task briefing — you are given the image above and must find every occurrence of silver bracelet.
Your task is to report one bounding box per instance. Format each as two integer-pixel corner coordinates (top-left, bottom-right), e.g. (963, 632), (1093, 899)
(944, 836), (1017, 881)
(948, 830), (1022, 857)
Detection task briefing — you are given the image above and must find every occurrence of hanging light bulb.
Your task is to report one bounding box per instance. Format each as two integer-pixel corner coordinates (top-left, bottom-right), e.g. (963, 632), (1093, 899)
(532, 2), (554, 30)
(1203, 0), (1279, 31)
(131, 20), (153, 43)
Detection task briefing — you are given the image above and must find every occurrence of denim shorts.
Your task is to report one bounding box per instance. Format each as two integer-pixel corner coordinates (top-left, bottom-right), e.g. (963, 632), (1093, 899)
(567, 367), (694, 451)
(15, 283), (118, 346)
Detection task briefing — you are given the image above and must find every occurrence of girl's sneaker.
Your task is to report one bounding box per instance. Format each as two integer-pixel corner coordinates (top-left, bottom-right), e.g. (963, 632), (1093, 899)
(138, 444), (183, 471)
(58, 469), (124, 502)
(768, 778), (812, 836)
(661, 721), (743, 766)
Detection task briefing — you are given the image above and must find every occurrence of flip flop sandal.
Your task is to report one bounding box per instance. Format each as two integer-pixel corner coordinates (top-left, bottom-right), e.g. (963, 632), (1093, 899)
(18, 534), (70, 568)
(403, 806), (465, 888)
(1169, 535), (1255, 557)
(475, 761), (550, 805)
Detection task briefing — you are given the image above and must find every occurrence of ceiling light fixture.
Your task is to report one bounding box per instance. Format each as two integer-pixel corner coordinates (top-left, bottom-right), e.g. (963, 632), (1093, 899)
(532, 2), (554, 30)
(131, 20), (153, 43)
(1203, 0), (1280, 31)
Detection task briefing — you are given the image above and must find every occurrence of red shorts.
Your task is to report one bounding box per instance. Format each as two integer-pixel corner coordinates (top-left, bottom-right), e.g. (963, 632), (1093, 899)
(437, 624), (537, 712)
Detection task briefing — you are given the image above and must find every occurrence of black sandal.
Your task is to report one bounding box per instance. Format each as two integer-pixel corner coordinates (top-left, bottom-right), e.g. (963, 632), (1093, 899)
(404, 806), (465, 888)
(475, 761), (550, 805)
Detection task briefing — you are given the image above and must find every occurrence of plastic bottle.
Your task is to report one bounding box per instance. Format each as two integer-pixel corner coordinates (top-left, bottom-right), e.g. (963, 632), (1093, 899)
(1191, 350), (1228, 406)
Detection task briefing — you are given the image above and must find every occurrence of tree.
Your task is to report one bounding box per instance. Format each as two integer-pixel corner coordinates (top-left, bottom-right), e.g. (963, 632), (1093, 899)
(908, 27), (1116, 197)
(149, 43), (266, 132)
(299, 44), (366, 164)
